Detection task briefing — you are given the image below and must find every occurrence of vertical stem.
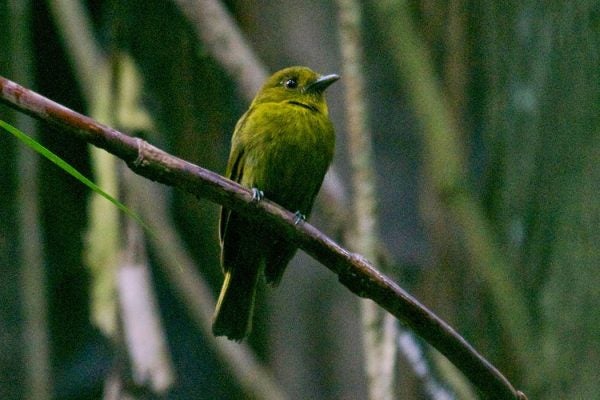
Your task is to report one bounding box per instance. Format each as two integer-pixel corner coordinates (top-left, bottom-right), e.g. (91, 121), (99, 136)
(49, 0), (121, 337)
(114, 54), (176, 394)
(46, 0), (104, 96)
(118, 196), (175, 393)
(371, 0), (531, 370)
(336, 0), (397, 398)
(11, 1), (52, 399)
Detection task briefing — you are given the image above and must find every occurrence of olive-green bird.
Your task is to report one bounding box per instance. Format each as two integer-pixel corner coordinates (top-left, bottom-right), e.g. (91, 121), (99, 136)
(213, 66), (338, 341)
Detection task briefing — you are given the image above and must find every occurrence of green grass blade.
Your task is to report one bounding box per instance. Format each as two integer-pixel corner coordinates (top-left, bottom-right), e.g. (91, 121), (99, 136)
(0, 119), (149, 231)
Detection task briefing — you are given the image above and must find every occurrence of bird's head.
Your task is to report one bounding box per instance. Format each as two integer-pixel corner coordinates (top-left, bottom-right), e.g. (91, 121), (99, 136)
(252, 66), (339, 114)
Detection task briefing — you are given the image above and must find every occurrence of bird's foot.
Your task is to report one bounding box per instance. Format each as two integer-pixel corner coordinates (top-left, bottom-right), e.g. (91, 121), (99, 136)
(293, 211), (306, 225)
(251, 188), (264, 203)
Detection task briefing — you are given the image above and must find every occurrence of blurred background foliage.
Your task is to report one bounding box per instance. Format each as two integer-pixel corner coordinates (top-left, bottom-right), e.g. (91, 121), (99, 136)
(0, 0), (598, 399)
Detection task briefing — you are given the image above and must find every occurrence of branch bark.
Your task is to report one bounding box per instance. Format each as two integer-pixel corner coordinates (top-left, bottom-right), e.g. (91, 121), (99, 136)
(0, 76), (526, 400)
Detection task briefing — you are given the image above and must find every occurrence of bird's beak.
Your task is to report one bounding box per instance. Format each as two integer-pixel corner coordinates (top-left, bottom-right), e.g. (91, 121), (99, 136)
(305, 74), (340, 93)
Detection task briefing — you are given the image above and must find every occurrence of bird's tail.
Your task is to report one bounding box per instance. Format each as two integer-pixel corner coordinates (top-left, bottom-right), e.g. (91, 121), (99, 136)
(212, 267), (259, 341)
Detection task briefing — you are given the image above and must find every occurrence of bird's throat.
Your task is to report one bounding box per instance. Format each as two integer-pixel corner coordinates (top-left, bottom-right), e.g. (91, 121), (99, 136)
(287, 100), (319, 113)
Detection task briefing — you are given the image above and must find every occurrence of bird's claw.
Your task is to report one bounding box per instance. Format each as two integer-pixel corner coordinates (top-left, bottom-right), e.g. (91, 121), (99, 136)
(293, 211), (306, 225)
(251, 188), (264, 202)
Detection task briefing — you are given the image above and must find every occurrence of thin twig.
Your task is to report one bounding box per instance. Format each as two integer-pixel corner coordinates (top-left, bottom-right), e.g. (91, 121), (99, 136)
(0, 75), (526, 400)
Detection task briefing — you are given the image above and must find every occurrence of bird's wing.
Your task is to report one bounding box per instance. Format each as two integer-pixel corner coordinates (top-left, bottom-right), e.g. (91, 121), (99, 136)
(219, 143), (245, 245)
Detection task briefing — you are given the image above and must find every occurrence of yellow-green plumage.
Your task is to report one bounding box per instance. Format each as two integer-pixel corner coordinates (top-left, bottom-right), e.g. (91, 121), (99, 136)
(212, 66), (338, 341)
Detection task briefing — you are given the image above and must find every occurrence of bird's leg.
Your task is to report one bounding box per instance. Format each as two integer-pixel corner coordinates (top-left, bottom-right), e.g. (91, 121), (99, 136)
(293, 211), (306, 225)
(251, 188), (264, 203)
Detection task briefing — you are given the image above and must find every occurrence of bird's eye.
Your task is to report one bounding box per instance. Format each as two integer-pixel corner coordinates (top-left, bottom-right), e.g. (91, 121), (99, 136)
(284, 78), (298, 89)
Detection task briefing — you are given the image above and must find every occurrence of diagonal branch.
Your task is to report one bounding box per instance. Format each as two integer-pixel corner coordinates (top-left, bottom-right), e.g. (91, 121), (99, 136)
(0, 75), (526, 400)
(173, 0), (267, 100)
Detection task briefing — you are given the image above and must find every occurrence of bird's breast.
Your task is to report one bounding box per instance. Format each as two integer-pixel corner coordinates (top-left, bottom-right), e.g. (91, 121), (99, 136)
(244, 105), (334, 211)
